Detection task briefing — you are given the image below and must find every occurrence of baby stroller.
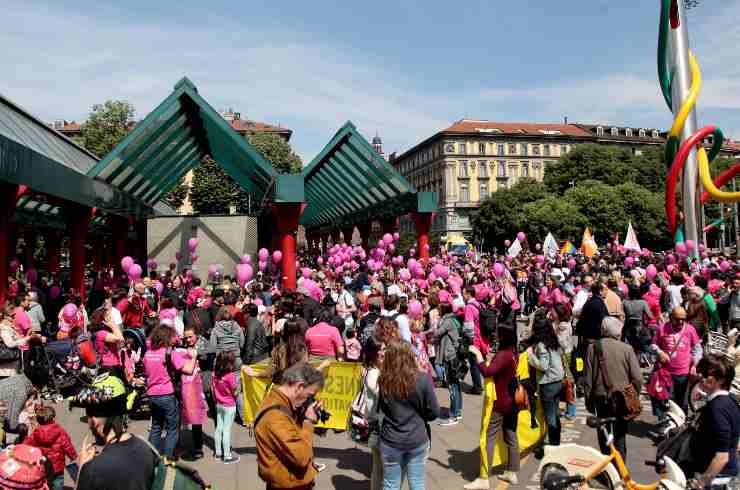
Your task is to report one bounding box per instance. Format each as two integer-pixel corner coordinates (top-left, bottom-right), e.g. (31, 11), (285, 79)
(123, 328), (150, 418)
(31, 334), (99, 400)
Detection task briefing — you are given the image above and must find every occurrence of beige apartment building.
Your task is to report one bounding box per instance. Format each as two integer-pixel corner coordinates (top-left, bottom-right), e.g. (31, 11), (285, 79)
(391, 119), (740, 238)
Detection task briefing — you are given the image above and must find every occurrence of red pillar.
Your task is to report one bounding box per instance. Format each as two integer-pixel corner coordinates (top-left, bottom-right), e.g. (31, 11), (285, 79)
(0, 182), (23, 306)
(412, 212), (433, 264)
(68, 204), (93, 300)
(45, 231), (61, 275)
(271, 203), (305, 290)
(358, 222), (371, 251)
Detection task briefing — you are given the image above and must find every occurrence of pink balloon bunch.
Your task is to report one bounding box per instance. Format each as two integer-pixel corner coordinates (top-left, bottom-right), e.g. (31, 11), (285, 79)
(408, 300), (423, 320)
(399, 268), (411, 281)
(493, 262), (505, 278)
(121, 256), (134, 273)
(236, 263), (253, 287)
(128, 263), (142, 281)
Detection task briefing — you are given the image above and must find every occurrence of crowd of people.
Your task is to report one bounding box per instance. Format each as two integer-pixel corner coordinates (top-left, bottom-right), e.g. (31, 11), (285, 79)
(0, 239), (738, 489)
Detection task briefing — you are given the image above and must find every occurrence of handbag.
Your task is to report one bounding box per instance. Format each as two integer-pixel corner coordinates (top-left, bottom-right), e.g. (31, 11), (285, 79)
(511, 352), (530, 411)
(646, 326), (684, 401)
(348, 370), (377, 445)
(560, 351), (575, 404)
(0, 328), (20, 362)
(595, 340), (642, 421)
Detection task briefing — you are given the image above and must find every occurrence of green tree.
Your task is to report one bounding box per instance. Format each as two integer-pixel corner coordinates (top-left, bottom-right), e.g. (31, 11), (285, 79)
(629, 145), (667, 193)
(471, 178), (549, 244)
(246, 132), (303, 174)
(78, 101), (134, 157)
(519, 197), (586, 243)
(162, 179), (189, 210)
(544, 144), (636, 193)
(189, 158), (241, 214)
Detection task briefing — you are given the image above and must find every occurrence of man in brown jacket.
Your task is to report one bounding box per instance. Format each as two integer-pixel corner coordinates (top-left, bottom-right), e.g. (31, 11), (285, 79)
(255, 363), (325, 490)
(584, 316), (642, 461)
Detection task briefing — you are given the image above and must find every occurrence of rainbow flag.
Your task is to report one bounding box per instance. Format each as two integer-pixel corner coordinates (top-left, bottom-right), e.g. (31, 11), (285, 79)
(560, 240), (576, 255)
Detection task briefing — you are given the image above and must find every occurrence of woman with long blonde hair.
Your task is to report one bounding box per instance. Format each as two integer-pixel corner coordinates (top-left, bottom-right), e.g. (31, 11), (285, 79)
(378, 341), (439, 490)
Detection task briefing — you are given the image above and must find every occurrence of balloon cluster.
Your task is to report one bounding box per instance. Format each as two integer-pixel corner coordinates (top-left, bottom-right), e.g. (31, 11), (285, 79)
(120, 256), (142, 281)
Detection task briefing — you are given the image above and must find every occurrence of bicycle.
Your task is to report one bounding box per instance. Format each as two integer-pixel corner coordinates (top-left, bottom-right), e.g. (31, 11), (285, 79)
(539, 416), (685, 490)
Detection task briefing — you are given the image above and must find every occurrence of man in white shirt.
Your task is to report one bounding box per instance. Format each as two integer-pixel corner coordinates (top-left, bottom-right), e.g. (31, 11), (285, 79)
(667, 275), (685, 311)
(572, 275), (593, 320)
(331, 281), (356, 329)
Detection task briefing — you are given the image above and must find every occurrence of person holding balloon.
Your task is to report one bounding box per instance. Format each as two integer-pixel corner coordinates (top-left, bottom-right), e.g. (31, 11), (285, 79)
(123, 282), (153, 330)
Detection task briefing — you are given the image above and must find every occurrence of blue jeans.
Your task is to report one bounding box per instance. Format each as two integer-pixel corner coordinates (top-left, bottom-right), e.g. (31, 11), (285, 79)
(149, 394), (180, 458)
(540, 381), (562, 446)
(449, 381), (462, 418)
(215, 404), (237, 458)
(468, 352), (482, 391)
(380, 441), (428, 490)
(52, 474), (64, 490)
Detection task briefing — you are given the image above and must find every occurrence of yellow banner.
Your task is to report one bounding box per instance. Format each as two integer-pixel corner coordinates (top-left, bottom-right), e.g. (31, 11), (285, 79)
(241, 361), (363, 430)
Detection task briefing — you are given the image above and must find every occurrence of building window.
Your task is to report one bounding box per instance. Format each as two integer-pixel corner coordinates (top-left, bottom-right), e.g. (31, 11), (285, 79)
(532, 144), (540, 155)
(561, 144), (568, 155)
(652, 130), (659, 138)
(522, 161), (529, 177)
(596, 126), (604, 136)
(480, 182), (489, 199)
(459, 160), (468, 178)
(459, 142), (467, 154)
(543, 144), (551, 156)
(478, 161), (488, 178)
(611, 127), (619, 136)
(497, 161), (506, 177)
(638, 129), (646, 138)
(508, 144), (516, 155)
(497, 144), (505, 156)
(460, 184), (469, 202)
(445, 143), (455, 153)
(478, 143), (486, 154)
(626, 128), (633, 137)
(521, 143), (528, 156)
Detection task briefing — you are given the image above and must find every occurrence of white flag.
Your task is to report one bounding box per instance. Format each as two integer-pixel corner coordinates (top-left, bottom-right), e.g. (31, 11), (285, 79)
(624, 222), (641, 252)
(507, 238), (522, 258)
(543, 232), (559, 258)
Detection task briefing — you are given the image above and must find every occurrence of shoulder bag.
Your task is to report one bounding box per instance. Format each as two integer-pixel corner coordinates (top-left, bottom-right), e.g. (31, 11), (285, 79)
(596, 340), (642, 420)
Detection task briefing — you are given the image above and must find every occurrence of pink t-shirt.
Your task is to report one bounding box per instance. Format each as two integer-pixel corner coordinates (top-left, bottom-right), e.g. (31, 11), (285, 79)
(305, 322), (343, 357)
(143, 347), (186, 396)
(653, 322), (701, 376)
(95, 330), (120, 367)
(212, 372), (238, 407)
(14, 308), (30, 351)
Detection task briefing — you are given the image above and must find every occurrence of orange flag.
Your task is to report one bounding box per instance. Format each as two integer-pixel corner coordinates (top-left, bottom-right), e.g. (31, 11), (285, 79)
(581, 228), (597, 258)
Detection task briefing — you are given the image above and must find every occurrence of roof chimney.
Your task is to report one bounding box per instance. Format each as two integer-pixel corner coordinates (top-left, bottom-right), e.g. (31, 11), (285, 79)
(564, 116), (568, 124)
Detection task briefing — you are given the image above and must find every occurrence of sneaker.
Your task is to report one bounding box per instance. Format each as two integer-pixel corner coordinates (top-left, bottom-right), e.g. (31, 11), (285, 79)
(455, 415), (463, 422)
(214, 453), (222, 460)
(438, 418), (459, 426)
(463, 477), (490, 490)
(223, 455), (240, 464)
(313, 462), (327, 472)
(498, 472), (518, 485)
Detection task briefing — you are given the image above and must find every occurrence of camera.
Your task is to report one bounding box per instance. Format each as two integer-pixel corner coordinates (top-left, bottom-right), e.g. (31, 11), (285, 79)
(303, 396), (331, 423)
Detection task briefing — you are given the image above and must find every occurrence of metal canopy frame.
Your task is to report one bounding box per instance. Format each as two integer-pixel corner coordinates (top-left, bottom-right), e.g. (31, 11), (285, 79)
(87, 77), (280, 208)
(301, 121), (436, 228)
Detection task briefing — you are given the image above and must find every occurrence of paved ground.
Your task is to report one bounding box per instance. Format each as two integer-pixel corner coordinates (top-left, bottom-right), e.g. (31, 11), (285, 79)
(55, 383), (663, 490)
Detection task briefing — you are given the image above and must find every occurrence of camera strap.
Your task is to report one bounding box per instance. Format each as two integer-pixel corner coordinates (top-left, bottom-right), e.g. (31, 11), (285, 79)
(254, 404), (294, 429)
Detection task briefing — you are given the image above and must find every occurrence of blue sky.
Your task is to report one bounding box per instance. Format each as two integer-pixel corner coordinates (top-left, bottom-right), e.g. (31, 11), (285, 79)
(3, 0), (740, 162)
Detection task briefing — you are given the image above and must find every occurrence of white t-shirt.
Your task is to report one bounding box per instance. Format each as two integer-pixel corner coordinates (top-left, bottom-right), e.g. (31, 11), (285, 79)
(331, 290), (355, 318)
(111, 308), (123, 329)
(667, 284), (684, 311)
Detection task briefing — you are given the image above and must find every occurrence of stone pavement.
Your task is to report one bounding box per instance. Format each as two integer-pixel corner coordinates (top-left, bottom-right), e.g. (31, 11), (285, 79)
(55, 385), (663, 490)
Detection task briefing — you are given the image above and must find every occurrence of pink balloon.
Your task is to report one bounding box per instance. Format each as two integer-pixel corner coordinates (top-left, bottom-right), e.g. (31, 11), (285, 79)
(408, 300), (423, 320)
(409, 248), (416, 257)
(317, 257), (324, 265)
(666, 264), (675, 274)
(258, 248), (269, 261)
(121, 256), (134, 273)
(517, 232), (526, 242)
(188, 238), (199, 252)
(504, 240), (511, 247)
(146, 259), (157, 270)
(666, 254), (676, 265)
(388, 244), (395, 253)
(377, 240), (385, 249)
(62, 303), (77, 322)
(567, 258), (576, 270)
(675, 243), (687, 255)
(241, 255), (251, 264)
(236, 264), (253, 286)
(493, 263), (504, 277)
(128, 264), (142, 280)
(382, 233), (393, 245)
(393, 232), (400, 241)
(272, 250), (283, 264)
(535, 243), (542, 251)
(424, 244), (430, 251)
(645, 264), (657, 281)
(624, 257), (634, 268)
(207, 264), (217, 276)
(685, 240), (695, 252)
(535, 255), (545, 264)
(302, 268), (312, 279)
(720, 260), (731, 272)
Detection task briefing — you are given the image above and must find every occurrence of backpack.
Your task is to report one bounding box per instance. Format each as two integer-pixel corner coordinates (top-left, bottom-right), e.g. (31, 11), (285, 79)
(138, 436), (212, 490)
(471, 302), (498, 341)
(165, 349), (183, 399)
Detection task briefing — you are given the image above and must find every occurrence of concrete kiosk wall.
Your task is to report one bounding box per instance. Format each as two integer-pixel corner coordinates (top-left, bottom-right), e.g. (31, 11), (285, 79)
(147, 216), (258, 278)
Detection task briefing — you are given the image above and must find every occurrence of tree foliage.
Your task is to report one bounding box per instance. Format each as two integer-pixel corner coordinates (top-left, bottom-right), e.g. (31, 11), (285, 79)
(78, 101), (134, 158)
(162, 179), (189, 210)
(246, 132), (303, 174)
(519, 197), (586, 242)
(189, 158), (241, 214)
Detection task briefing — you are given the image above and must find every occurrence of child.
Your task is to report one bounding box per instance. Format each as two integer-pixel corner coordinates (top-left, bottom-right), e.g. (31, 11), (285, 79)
(23, 405), (77, 490)
(212, 352), (239, 464)
(344, 329), (361, 361)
